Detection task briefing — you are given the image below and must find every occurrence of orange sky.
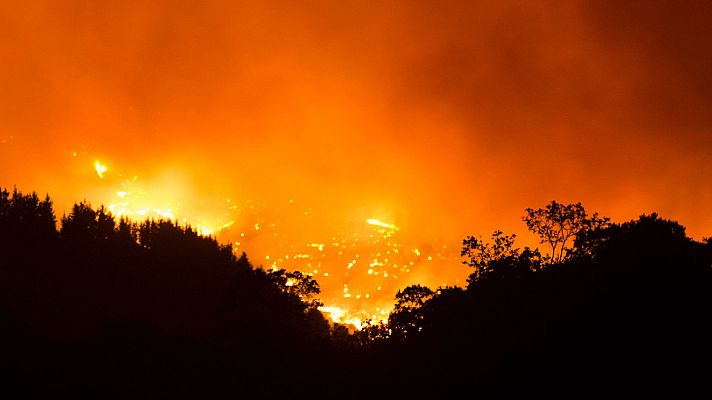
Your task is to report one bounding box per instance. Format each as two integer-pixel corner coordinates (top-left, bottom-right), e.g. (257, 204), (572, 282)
(1, 1), (711, 321)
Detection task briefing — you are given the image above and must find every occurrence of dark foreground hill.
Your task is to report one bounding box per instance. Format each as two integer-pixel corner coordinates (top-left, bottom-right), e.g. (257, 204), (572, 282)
(1, 188), (709, 398)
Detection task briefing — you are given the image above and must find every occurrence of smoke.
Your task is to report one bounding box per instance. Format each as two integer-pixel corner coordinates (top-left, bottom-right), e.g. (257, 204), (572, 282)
(2, 1), (711, 317)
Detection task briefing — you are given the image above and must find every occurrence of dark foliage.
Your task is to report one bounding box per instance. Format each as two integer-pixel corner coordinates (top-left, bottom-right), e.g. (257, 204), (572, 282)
(2, 190), (709, 398)
(371, 205), (711, 398)
(0, 188), (355, 397)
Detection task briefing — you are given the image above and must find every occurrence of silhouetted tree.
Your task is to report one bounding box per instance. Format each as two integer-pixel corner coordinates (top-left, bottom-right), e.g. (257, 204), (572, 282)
(461, 230), (542, 284)
(116, 216), (139, 246)
(1, 187), (56, 243)
(388, 284), (434, 340)
(523, 200), (609, 263)
(267, 268), (323, 309)
(60, 201), (99, 241)
(356, 319), (391, 345)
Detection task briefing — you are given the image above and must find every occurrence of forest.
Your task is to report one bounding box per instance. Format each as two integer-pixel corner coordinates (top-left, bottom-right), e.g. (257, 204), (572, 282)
(1, 187), (709, 398)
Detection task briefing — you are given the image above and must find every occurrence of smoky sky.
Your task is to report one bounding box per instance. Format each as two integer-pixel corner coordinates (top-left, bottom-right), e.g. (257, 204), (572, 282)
(1, 0), (711, 245)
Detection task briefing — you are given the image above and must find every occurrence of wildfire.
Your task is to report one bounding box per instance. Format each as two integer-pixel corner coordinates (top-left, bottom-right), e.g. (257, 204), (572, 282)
(86, 160), (463, 329)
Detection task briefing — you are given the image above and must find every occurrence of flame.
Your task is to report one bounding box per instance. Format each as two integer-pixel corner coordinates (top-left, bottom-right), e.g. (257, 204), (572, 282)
(94, 160), (107, 179)
(366, 219), (399, 231)
(93, 162), (233, 241)
(197, 226), (213, 236)
(319, 306), (363, 330)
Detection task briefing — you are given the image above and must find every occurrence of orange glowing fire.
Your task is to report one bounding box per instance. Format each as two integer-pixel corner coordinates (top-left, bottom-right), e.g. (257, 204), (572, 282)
(318, 306), (364, 330)
(92, 160), (232, 237)
(94, 160), (107, 179)
(88, 160), (463, 328)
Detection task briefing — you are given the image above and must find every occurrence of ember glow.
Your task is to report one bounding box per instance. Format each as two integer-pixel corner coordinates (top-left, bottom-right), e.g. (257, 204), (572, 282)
(1, 1), (711, 327)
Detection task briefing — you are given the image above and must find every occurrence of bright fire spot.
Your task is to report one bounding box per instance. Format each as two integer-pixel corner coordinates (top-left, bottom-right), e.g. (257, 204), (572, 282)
(366, 218), (399, 231)
(94, 161), (107, 179)
(91, 161), (234, 242)
(198, 227), (213, 236)
(319, 306), (363, 330)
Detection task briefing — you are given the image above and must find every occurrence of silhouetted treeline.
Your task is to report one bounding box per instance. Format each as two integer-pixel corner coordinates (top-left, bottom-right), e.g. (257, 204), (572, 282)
(1, 188), (710, 398)
(362, 202), (711, 398)
(0, 188), (356, 397)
